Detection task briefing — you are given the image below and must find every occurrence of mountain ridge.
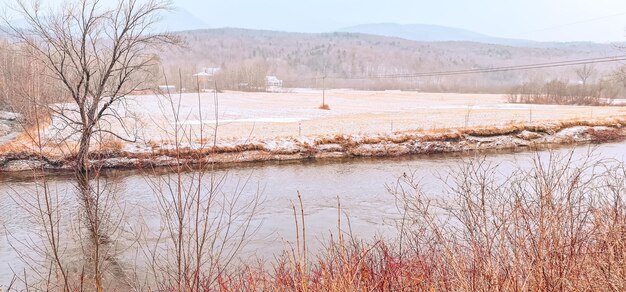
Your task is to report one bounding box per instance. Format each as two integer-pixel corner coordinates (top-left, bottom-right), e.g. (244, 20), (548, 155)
(156, 27), (624, 92)
(337, 23), (615, 48)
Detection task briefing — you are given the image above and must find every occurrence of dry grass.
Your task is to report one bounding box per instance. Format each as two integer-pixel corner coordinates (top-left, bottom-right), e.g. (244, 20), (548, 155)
(0, 116), (52, 155)
(153, 143), (267, 157)
(196, 153), (626, 291)
(2, 116), (626, 171)
(314, 134), (357, 149)
(360, 136), (383, 144)
(585, 127), (624, 142)
(318, 104), (331, 110)
(311, 117), (626, 149)
(97, 138), (124, 153)
(0, 138), (30, 154)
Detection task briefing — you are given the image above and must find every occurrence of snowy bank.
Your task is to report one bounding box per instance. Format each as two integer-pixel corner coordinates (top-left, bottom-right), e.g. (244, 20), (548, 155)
(1, 118), (625, 172)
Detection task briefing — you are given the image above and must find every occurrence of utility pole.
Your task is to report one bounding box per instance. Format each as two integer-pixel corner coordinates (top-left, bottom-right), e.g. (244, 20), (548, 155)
(322, 75), (326, 107)
(322, 66), (327, 108)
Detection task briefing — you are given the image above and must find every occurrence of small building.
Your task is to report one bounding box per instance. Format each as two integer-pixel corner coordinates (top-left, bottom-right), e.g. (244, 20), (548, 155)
(194, 67), (222, 92)
(195, 67), (221, 77)
(158, 85), (176, 94)
(266, 75), (283, 91)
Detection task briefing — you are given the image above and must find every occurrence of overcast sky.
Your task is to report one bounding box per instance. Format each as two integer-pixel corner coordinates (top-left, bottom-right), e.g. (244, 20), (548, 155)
(181, 0), (626, 42)
(19, 0), (626, 42)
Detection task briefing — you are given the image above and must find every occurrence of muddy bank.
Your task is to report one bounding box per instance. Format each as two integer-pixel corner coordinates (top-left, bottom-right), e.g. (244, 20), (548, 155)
(1, 118), (625, 172)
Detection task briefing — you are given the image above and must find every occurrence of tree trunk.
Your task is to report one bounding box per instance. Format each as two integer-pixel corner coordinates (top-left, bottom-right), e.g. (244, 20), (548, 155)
(76, 126), (92, 175)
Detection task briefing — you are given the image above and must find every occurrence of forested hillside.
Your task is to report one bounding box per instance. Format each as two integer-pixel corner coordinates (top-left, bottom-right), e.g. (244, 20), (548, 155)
(158, 28), (625, 92)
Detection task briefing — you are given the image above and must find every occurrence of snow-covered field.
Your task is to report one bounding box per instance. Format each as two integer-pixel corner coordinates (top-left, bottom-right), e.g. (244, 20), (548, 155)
(2, 89), (626, 171)
(5, 89), (626, 157)
(116, 89), (626, 142)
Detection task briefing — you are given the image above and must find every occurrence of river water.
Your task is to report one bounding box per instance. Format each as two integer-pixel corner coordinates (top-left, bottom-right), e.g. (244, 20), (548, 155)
(1, 141), (625, 287)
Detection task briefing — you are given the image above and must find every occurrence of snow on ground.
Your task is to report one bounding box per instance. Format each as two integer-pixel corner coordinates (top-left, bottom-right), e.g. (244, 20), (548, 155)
(16, 89), (626, 152)
(179, 117), (308, 125)
(120, 90), (626, 142)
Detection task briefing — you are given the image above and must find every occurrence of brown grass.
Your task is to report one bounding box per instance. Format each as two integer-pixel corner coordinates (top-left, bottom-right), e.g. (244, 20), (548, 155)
(361, 136), (384, 144)
(314, 134), (358, 149)
(585, 127), (624, 142)
(2, 116), (626, 171)
(318, 104), (331, 110)
(0, 117), (53, 155)
(97, 138), (124, 153)
(198, 153), (626, 291)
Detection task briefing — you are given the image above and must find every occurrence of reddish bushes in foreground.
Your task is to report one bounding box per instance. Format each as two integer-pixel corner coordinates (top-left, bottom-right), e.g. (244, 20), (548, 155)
(174, 151), (626, 291)
(8, 149), (626, 291)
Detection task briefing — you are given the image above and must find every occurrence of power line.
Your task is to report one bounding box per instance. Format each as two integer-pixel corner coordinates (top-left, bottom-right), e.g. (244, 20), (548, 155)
(343, 55), (626, 79)
(280, 12), (626, 84)
(282, 55), (626, 83)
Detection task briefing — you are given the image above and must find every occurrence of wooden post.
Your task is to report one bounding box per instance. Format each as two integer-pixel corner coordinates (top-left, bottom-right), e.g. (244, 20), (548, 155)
(322, 75), (326, 107)
(322, 66), (327, 108)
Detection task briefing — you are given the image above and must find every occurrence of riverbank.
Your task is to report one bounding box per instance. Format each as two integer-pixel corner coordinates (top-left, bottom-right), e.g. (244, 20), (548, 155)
(1, 117), (625, 172)
(3, 137), (625, 291)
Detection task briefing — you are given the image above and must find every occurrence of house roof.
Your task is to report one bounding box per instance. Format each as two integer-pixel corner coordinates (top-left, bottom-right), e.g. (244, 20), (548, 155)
(194, 67), (221, 77)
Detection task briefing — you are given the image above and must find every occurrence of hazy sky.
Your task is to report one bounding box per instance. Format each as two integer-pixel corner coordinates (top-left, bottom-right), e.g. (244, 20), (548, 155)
(174, 0), (626, 42)
(22, 0), (626, 42)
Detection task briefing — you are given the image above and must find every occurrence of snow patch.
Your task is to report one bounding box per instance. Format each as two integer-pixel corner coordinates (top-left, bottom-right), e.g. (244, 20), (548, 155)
(179, 117), (307, 125)
(556, 126), (590, 137)
(263, 139), (298, 153)
(0, 111), (21, 121)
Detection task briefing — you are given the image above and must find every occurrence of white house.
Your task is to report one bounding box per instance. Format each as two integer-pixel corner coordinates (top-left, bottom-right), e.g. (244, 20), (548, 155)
(194, 67), (221, 78)
(266, 76), (283, 90)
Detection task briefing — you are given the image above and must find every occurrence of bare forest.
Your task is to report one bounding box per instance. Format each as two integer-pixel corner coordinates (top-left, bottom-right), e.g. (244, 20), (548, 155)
(157, 28), (626, 94)
(2, 1), (626, 291)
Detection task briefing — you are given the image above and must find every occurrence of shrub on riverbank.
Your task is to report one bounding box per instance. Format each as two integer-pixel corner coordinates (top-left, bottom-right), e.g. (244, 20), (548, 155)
(507, 78), (621, 105)
(5, 116), (626, 172)
(5, 143), (626, 291)
(206, 152), (626, 291)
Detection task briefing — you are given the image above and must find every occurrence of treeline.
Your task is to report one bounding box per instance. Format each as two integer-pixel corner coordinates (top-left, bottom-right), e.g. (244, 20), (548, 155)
(155, 28), (622, 93)
(508, 67), (626, 105)
(0, 42), (65, 121)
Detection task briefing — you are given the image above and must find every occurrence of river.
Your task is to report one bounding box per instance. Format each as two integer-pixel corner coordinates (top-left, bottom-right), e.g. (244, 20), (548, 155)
(1, 141), (625, 287)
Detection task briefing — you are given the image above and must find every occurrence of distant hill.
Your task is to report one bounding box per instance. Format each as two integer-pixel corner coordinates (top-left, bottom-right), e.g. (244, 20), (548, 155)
(157, 8), (209, 32)
(339, 23), (553, 47)
(156, 28), (624, 92)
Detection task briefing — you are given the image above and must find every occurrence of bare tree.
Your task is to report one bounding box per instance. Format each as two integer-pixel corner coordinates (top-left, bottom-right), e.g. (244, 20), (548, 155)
(1, 1), (178, 289)
(611, 65), (626, 95)
(3, 0), (178, 174)
(575, 64), (596, 85)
